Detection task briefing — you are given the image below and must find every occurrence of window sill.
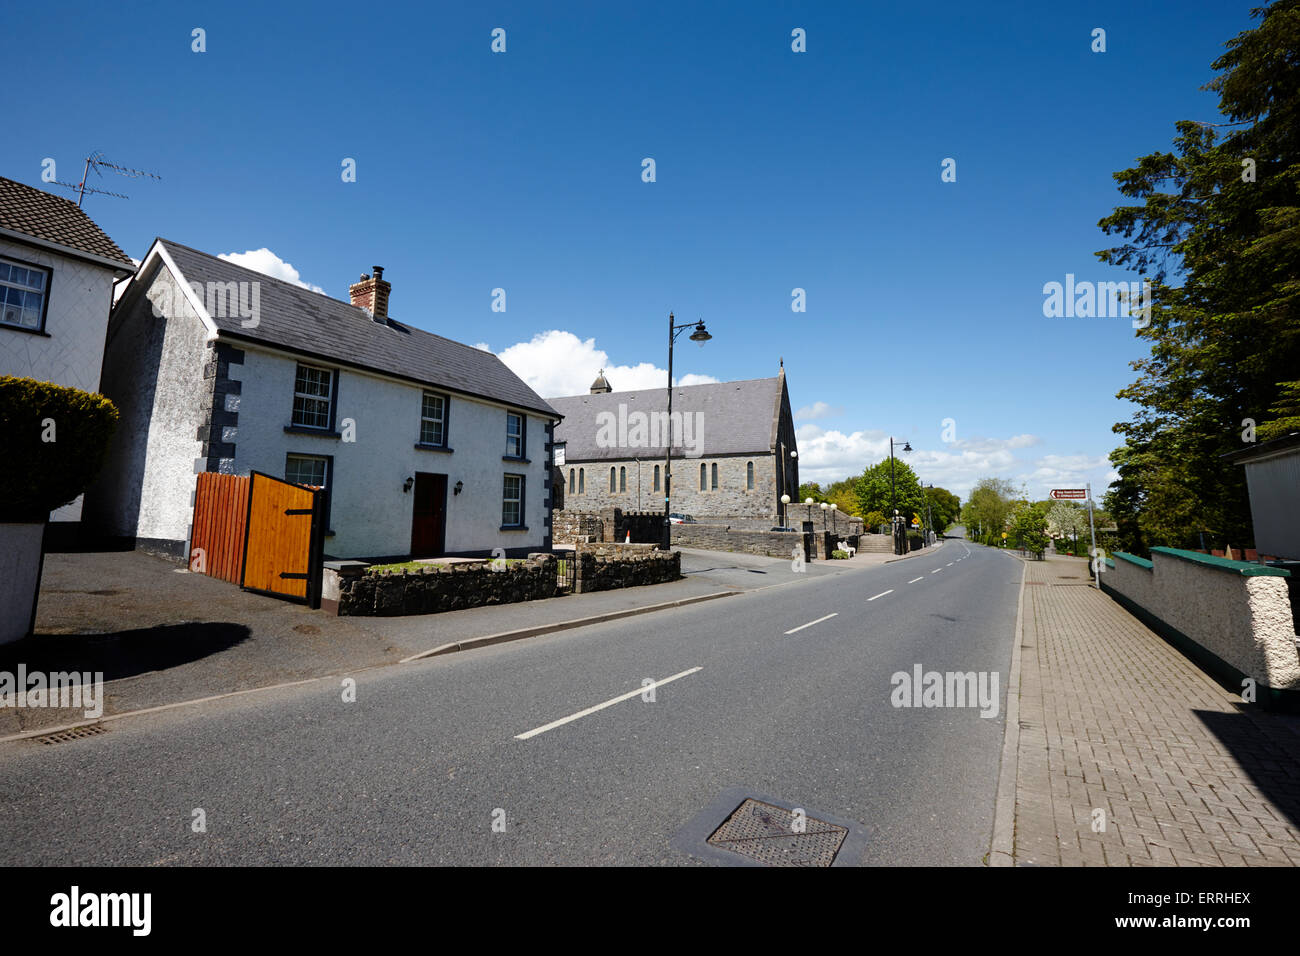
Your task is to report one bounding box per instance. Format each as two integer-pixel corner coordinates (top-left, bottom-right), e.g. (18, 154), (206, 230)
(503, 456), (531, 464)
(415, 443), (454, 453)
(500, 525), (529, 532)
(0, 324), (50, 337)
(284, 425), (342, 439)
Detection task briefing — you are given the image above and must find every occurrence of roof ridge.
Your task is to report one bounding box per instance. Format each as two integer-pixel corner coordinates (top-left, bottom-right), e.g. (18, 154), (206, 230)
(156, 238), (508, 359)
(548, 375), (779, 401)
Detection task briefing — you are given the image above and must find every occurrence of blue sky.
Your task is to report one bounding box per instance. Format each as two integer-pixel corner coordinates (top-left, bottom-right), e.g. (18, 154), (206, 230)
(6, 0), (1254, 499)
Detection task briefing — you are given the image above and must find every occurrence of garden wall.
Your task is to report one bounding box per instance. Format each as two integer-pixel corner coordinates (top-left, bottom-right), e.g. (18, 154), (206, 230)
(1101, 547), (1299, 708)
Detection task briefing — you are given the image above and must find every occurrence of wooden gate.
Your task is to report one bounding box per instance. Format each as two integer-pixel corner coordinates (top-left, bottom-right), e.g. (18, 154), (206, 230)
(191, 473), (251, 584)
(239, 471), (324, 606)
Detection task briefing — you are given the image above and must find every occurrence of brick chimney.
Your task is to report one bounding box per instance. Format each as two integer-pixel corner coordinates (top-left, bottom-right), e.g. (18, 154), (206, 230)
(349, 265), (391, 322)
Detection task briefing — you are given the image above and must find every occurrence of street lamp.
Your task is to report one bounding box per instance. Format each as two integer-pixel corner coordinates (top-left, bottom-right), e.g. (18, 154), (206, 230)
(661, 312), (712, 550)
(820, 501), (828, 531)
(804, 497), (814, 525)
(780, 493), (790, 527)
(889, 437), (912, 555)
(830, 502), (837, 534)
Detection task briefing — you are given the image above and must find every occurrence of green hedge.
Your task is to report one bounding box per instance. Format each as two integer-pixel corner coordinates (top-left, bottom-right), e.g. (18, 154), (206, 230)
(0, 376), (118, 522)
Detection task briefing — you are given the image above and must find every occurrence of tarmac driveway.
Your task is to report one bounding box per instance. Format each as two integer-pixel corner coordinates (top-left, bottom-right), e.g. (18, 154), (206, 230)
(1, 549), (397, 735)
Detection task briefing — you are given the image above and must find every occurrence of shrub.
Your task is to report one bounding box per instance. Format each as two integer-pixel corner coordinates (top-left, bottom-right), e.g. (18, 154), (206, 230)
(831, 549), (850, 559)
(0, 376), (118, 522)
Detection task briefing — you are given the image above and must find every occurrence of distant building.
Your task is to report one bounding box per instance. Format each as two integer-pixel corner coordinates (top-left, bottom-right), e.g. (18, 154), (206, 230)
(549, 365), (800, 525)
(0, 177), (136, 522)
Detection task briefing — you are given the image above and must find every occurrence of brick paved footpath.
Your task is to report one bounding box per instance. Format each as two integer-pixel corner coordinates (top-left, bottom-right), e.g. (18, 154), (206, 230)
(1010, 554), (1300, 866)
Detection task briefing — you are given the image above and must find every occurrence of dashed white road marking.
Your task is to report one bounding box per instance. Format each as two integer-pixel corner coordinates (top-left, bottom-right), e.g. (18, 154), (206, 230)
(515, 667), (702, 740)
(907, 577), (924, 584)
(785, 613), (839, 635)
(947, 562), (954, 566)
(867, 590), (893, 602)
(931, 569), (942, 574)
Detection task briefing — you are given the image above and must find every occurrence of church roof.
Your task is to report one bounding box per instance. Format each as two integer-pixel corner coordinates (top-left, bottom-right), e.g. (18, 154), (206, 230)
(549, 376), (785, 461)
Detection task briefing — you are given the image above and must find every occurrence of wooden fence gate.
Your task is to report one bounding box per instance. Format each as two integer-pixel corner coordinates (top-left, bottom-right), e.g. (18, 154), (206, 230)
(191, 471), (324, 607)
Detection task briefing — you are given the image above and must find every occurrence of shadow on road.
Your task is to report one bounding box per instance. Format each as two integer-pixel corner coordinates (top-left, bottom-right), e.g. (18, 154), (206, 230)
(0, 622), (252, 682)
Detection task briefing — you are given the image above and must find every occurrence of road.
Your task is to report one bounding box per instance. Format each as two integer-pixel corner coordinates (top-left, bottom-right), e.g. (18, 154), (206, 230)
(0, 536), (1023, 865)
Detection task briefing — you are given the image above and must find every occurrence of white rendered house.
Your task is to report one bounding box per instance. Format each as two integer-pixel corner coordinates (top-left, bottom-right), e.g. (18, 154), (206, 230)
(0, 176), (136, 522)
(85, 239), (561, 560)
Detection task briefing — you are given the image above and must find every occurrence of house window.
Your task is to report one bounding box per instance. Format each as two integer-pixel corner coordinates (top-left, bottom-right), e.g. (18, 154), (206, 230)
(700, 463), (707, 491)
(505, 412), (525, 458)
(619, 466), (626, 492)
(285, 454), (331, 531)
(578, 468), (585, 493)
(569, 468), (576, 493)
(654, 465), (660, 491)
(609, 467), (616, 492)
(711, 463), (719, 489)
(292, 363), (333, 429)
(420, 392), (447, 446)
(747, 461), (755, 490)
(502, 474), (524, 527)
(0, 258), (51, 332)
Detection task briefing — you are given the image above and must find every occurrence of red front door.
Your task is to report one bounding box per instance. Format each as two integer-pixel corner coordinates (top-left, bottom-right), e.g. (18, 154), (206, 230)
(410, 473), (447, 557)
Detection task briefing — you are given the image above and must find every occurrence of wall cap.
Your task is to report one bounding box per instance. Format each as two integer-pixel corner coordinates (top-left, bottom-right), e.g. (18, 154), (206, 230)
(1150, 546), (1290, 577)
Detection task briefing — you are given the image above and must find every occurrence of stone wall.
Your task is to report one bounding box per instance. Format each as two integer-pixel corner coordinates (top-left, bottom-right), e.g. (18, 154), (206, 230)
(667, 523), (893, 559)
(668, 524), (808, 559)
(558, 453), (780, 519)
(1102, 547), (1299, 702)
(335, 554), (558, 616)
(553, 510), (605, 544)
(326, 547), (682, 615)
(573, 544), (681, 593)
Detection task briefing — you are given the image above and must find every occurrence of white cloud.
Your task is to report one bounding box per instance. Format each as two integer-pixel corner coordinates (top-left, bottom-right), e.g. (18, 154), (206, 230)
(480, 329), (719, 398)
(793, 401), (844, 421)
(218, 248), (324, 293)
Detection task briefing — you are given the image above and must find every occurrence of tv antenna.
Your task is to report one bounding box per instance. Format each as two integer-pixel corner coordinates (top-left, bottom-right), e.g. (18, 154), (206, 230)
(52, 151), (162, 207)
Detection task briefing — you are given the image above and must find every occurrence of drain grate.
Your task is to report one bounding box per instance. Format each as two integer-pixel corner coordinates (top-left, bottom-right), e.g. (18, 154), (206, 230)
(34, 724), (108, 745)
(707, 798), (848, 867)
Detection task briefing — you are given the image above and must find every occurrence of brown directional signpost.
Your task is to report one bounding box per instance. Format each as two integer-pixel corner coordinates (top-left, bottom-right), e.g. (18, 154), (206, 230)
(1051, 485), (1099, 588)
(1050, 488), (1086, 500)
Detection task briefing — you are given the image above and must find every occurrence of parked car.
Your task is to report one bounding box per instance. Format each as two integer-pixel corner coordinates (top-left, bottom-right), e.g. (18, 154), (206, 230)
(668, 513), (697, 524)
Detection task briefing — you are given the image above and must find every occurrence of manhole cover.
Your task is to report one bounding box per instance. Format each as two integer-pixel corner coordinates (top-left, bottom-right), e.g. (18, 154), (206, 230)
(707, 798), (847, 867)
(34, 724), (108, 745)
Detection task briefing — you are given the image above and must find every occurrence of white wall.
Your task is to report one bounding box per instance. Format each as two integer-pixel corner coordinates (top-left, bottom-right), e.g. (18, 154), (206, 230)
(0, 238), (120, 521)
(229, 346), (552, 558)
(1105, 551), (1300, 690)
(83, 264), (209, 546)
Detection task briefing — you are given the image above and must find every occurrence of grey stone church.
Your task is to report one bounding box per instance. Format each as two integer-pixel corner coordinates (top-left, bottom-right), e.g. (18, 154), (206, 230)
(549, 364), (800, 526)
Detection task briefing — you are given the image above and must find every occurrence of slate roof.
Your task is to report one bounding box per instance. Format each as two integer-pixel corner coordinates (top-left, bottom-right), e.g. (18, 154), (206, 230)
(154, 240), (559, 419)
(549, 377), (784, 461)
(0, 177), (134, 268)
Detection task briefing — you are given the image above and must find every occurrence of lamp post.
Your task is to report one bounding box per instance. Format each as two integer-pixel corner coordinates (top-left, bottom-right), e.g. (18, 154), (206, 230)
(889, 437), (912, 555)
(830, 503), (838, 534)
(780, 493), (790, 527)
(661, 312), (712, 551)
(778, 443), (797, 516)
(922, 482), (934, 544)
(804, 497), (814, 524)
(820, 501), (828, 531)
